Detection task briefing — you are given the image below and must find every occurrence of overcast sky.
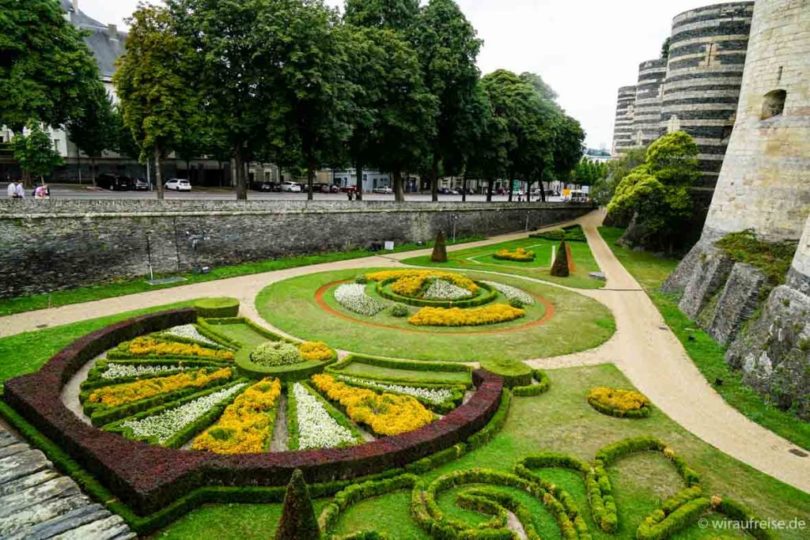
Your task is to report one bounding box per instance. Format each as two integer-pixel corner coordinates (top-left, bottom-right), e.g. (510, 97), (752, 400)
(78, 0), (743, 149)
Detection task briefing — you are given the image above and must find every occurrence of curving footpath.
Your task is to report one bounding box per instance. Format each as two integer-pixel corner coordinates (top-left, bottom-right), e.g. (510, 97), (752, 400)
(0, 211), (808, 496)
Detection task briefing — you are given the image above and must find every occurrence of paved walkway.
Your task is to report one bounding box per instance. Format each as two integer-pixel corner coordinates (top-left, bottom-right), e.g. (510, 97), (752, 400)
(1, 211), (809, 496)
(0, 425), (134, 539)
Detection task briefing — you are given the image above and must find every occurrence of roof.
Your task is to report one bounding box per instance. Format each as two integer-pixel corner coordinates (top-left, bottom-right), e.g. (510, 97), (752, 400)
(60, 0), (127, 80)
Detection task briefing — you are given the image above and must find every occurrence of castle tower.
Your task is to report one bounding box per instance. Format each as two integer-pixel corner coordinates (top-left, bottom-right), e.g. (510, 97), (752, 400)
(661, 2), (754, 190)
(631, 59), (668, 147)
(611, 85), (637, 154)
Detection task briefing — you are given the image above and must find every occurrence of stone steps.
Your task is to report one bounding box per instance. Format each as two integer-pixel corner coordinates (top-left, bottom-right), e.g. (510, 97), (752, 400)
(0, 425), (135, 540)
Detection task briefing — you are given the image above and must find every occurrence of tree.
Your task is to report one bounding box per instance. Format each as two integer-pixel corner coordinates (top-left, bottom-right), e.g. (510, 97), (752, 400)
(415, 0), (482, 201)
(607, 131), (699, 252)
(275, 469), (319, 540)
(550, 240), (570, 277)
(66, 84), (117, 186)
(661, 37), (671, 60)
(344, 0), (420, 31)
(12, 123), (63, 186)
(547, 114), (585, 198)
(519, 72), (559, 105)
(465, 81), (506, 203)
(0, 0), (101, 131)
(431, 230), (448, 262)
(114, 5), (202, 200)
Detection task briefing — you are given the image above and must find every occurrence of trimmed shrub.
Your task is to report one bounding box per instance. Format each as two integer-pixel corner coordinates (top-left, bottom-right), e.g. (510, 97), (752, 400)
(550, 240), (570, 277)
(390, 304), (409, 318)
(512, 370), (551, 397)
(431, 230), (448, 262)
(250, 341), (303, 367)
(493, 247), (536, 262)
(508, 298), (525, 309)
(530, 228), (566, 241)
(276, 469), (320, 540)
(587, 387), (652, 418)
(636, 497), (711, 540)
(194, 297), (240, 318)
(355, 275), (369, 284)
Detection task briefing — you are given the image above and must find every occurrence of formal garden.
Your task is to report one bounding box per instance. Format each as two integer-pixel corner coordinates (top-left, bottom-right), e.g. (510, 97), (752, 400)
(0, 226), (808, 539)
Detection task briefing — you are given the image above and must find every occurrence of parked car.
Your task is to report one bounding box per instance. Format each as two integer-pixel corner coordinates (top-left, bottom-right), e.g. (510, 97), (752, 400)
(133, 177), (151, 191)
(96, 173), (132, 191)
(373, 186), (393, 194)
(340, 185), (358, 193)
(250, 180), (275, 192)
(319, 184), (340, 193)
(280, 181), (302, 192)
(165, 179), (192, 191)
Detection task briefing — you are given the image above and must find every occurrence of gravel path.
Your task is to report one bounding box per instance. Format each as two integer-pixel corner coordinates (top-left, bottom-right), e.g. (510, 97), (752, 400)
(2, 211), (808, 494)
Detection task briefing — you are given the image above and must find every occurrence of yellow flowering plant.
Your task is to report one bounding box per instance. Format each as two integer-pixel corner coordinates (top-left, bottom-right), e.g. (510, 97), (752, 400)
(311, 374), (434, 436)
(365, 270), (478, 297)
(298, 341), (335, 362)
(120, 337), (234, 361)
(587, 387), (651, 418)
(87, 367), (233, 409)
(192, 378), (282, 454)
(494, 247), (535, 262)
(408, 304), (525, 327)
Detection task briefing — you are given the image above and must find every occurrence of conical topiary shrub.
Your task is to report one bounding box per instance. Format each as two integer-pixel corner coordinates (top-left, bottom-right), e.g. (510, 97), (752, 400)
(275, 469), (320, 540)
(550, 240), (570, 277)
(431, 230), (448, 263)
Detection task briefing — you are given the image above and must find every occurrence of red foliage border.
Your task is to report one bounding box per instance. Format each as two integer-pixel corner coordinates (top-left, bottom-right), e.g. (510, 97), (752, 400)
(3, 309), (503, 515)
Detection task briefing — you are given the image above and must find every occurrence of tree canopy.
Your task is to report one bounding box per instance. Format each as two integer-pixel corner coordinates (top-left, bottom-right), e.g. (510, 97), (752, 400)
(12, 122), (62, 185)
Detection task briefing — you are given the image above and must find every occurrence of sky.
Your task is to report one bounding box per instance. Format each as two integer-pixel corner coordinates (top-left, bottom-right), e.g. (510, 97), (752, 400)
(77, 0), (744, 150)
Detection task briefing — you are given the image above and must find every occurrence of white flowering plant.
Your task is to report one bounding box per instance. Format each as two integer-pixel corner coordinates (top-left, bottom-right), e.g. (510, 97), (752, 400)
(100, 363), (191, 380)
(336, 375), (461, 412)
(334, 283), (388, 316)
(423, 279), (474, 301)
(161, 324), (223, 347)
(481, 281), (535, 305)
(291, 383), (359, 450)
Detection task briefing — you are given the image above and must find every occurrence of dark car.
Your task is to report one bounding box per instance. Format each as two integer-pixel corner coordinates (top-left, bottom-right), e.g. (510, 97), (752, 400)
(96, 174), (132, 191)
(340, 185), (358, 193)
(250, 180), (275, 192)
(133, 178), (151, 191)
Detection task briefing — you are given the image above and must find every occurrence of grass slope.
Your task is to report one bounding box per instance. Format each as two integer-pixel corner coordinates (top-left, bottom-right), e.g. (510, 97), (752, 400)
(256, 268), (615, 364)
(401, 235), (603, 289)
(599, 226), (810, 451)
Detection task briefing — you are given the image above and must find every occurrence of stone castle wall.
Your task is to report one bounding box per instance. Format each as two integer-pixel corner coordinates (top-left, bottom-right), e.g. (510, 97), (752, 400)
(632, 59), (667, 147)
(0, 200), (592, 299)
(612, 85), (637, 153)
(661, 2), (754, 189)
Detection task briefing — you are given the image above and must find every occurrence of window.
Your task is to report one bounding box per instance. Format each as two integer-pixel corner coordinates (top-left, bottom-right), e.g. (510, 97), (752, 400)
(761, 90), (786, 120)
(666, 115), (681, 133)
(699, 43), (719, 68)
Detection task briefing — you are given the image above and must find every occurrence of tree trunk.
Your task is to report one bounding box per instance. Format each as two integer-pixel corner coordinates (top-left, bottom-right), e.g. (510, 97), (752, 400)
(306, 163), (315, 201)
(354, 162), (363, 201)
(153, 146), (165, 201)
(508, 177), (513, 202)
(90, 157), (97, 187)
(430, 159), (439, 202)
(393, 170), (405, 202)
(234, 147), (247, 200)
(77, 150), (82, 184)
(486, 178), (493, 202)
(461, 175), (467, 203)
(218, 161), (224, 187)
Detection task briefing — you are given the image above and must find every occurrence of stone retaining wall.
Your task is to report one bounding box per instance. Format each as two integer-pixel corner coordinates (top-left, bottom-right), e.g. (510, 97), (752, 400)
(0, 200), (592, 298)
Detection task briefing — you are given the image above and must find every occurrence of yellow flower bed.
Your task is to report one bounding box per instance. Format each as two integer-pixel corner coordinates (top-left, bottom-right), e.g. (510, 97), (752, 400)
(587, 387), (650, 412)
(87, 367), (233, 408)
(408, 304), (525, 327)
(192, 378), (281, 454)
(298, 341), (334, 362)
(494, 247), (535, 261)
(123, 337), (234, 361)
(311, 374), (433, 436)
(365, 270), (478, 297)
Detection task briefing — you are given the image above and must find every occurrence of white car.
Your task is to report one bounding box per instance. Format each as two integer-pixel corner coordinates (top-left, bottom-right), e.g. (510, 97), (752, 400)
(281, 181), (302, 192)
(373, 186), (393, 194)
(165, 179), (192, 191)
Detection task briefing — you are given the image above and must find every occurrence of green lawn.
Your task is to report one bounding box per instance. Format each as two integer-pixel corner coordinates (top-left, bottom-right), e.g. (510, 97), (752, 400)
(157, 365), (810, 539)
(332, 359), (472, 386)
(401, 236), (604, 289)
(255, 268), (615, 364)
(599, 226), (810, 451)
(0, 236), (483, 317)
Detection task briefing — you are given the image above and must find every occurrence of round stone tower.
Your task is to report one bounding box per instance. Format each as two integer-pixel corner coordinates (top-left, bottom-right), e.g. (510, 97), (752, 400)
(612, 85), (638, 154)
(631, 59), (667, 147)
(701, 0), (810, 242)
(661, 2), (755, 190)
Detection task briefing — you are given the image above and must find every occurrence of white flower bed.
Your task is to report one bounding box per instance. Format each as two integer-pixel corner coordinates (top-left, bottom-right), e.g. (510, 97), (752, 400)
(481, 281), (534, 305)
(120, 384), (246, 444)
(293, 383), (357, 449)
(101, 363), (190, 380)
(163, 324), (220, 347)
(423, 279), (473, 300)
(337, 376), (453, 405)
(334, 283), (388, 316)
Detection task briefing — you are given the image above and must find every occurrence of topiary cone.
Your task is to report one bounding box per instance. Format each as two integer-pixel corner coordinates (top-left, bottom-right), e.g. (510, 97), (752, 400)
(550, 240), (570, 277)
(275, 469), (320, 540)
(431, 230), (448, 263)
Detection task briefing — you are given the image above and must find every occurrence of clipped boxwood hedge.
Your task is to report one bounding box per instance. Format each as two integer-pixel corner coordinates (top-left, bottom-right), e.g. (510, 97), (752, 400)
(512, 370), (551, 396)
(194, 297), (240, 318)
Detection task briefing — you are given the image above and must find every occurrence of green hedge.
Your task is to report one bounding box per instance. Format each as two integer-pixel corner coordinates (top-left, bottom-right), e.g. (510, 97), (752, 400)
(637, 497), (711, 540)
(194, 297), (240, 318)
(333, 354), (472, 374)
(375, 279), (499, 309)
(587, 395), (652, 419)
(512, 370), (551, 396)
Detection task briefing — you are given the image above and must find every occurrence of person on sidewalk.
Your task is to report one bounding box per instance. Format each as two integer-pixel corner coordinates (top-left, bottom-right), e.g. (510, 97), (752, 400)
(6, 181), (17, 198)
(15, 181), (25, 199)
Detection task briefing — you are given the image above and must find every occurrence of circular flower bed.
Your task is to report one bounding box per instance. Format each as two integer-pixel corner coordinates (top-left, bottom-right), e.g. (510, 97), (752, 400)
(587, 386), (652, 418)
(250, 341), (304, 367)
(493, 247), (536, 262)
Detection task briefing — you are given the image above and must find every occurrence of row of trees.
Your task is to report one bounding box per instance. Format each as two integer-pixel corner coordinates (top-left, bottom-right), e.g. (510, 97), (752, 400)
(114, 0), (585, 200)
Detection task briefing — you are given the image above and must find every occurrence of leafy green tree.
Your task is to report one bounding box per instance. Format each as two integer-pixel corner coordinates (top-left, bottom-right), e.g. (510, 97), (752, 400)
(0, 0), (101, 131)
(661, 37), (671, 60)
(275, 469), (319, 540)
(465, 81), (507, 202)
(519, 72), (559, 105)
(550, 240), (570, 277)
(344, 0), (420, 31)
(547, 114), (585, 197)
(415, 0), (482, 201)
(66, 84), (117, 186)
(12, 123), (63, 185)
(607, 131), (699, 252)
(114, 5), (202, 200)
